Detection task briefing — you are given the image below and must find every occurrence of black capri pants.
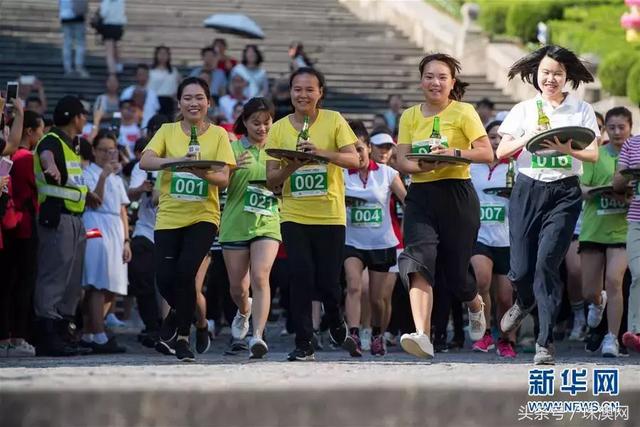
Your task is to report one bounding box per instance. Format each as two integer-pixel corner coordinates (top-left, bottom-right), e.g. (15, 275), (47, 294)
(398, 179), (480, 303)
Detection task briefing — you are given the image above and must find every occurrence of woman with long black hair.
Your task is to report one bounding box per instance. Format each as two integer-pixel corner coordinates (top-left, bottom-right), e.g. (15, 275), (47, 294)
(395, 53), (493, 359)
(496, 45), (600, 365)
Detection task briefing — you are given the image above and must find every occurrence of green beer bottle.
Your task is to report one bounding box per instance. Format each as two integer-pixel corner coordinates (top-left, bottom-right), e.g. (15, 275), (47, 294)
(297, 115), (310, 151)
(429, 116), (448, 150)
(536, 100), (551, 131)
(506, 157), (516, 188)
(188, 125), (201, 160)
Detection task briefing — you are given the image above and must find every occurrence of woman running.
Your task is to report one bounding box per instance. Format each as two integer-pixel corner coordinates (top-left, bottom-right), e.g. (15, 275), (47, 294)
(469, 120), (517, 358)
(140, 76), (236, 362)
(579, 107), (632, 358)
(265, 67), (359, 361)
(343, 122), (406, 357)
(219, 97), (281, 359)
(496, 45), (600, 365)
(396, 53), (493, 358)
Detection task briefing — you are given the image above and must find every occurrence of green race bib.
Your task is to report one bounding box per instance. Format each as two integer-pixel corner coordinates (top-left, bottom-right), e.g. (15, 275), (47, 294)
(480, 205), (506, 223)
(290, 165), (328, 197)
(531, 155), (572, 170)
(411, 137), (449, 154)
(350, 203), (383, 228)
(596, 195), (627, 216)
(169, 171), (208, 201)
(243, 185), (278, 216)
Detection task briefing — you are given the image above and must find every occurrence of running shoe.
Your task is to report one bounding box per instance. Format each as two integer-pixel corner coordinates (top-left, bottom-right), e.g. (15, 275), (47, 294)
(360, 328), (372, 351)
(249, 337), (269, 359)
(601, 333), (619, 358)
(533, 343), (555, 365)
(587, 291), (607, 328)
(585, 329), (604, 353)
(447, 336), (465, 351)
(468, 298), (486, 342)
(195, 326), (211, 354)
(622, 332), (640, 353)
(329, 320), (348, 347)
(224, 337), (249, 356)
(568, 319), (586, 342)
(6, 341), (36, 357)
(155, 337), (176, 356)
(287, 347), (315, 361)
(175, 339), (195, 362)
(384, 332), (397, 347)
(90, 337), (126, 354)
(370, 334), (386, 356)
(500, 302), (533, 333)
(496, 338), (517, 358)
(400, 332), (434, 358)
(105, 313), (126, 329)
(312, 329), (324, 351)
(231, 298), (252, 340)
(160, 309), (178, 342)
(434, 341), (449, 353)
(471, 331), (495, 352)
(343, 331), (363, 357)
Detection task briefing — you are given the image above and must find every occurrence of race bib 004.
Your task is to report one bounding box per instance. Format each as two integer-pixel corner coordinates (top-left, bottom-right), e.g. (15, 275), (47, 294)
(350, 203), (383, 228)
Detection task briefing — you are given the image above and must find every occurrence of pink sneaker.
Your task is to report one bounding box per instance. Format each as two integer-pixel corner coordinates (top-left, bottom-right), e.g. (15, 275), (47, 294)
(471, 331), (495, 352)
(371, 334), (386, 356)
(622, 332), (640, 353)
(496, 339), (517, 358)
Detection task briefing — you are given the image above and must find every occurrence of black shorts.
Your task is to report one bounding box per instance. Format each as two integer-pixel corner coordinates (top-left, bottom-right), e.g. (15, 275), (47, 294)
(398, 179), (480, 302)
(101, 24), (124, 41)
(345, 245), (397, 273)
(473, 242), (510, 276)
(578, 241), (626, 254)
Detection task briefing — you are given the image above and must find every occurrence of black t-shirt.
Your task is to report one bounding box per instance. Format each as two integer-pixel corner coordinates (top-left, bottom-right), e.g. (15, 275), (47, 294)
(36, 128), (78, 227)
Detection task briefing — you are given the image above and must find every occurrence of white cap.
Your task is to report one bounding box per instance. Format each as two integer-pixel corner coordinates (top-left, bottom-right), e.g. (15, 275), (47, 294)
(370, 133), (395, 146)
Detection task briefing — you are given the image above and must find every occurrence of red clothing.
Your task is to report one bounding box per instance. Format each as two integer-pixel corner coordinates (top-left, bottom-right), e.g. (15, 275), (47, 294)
(217, 57), (238, 73)
(10, 147), (37, 238)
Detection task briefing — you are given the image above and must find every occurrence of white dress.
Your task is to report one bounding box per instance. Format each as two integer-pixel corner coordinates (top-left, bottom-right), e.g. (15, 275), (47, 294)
(82, 163), (130, 295)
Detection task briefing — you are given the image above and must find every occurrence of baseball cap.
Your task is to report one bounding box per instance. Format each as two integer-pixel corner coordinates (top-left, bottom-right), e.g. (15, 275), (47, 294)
(53, 95), (89, 126)
(370, 133), (395, 146)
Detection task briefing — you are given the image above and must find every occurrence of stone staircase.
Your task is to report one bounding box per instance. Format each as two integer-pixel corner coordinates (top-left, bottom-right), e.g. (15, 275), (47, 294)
(0, 0), (514, 124)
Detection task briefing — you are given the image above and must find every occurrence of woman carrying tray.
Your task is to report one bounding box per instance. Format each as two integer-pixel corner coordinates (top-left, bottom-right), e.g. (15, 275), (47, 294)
(265, 67), (359, 361)
(580, 107), (632, 358)
(469, 120), (517, 358)
(218, 97), (281, 359)
(140, 77), (236, 362)
(395, 53), (493, 359)
(496, 45), (600, 365)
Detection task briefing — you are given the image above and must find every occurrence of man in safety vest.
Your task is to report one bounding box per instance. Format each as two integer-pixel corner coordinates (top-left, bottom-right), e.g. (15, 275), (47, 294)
(33, 95), (89, 356)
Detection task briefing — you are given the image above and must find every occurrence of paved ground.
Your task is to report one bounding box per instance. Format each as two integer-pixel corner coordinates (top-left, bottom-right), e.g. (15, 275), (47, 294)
(1, 324), (639, 426)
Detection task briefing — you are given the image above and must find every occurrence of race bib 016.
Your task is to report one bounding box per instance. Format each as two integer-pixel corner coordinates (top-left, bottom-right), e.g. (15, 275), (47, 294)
(531, 155), (572, 170)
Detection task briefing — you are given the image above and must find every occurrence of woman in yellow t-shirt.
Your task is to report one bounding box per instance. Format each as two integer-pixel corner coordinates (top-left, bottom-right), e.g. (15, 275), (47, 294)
(395, 53), (493, 359)
(140, 77), (236, 362)
(265, 67), (359, 361)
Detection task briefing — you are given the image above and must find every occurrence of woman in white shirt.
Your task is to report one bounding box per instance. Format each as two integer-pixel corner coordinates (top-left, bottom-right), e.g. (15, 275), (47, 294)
(99, 0), (126, 75)
(343, 121), (406, 357)
(148, 45), (181, 119)
(232, 45), (269, 99)
(496, 45), (600, 365)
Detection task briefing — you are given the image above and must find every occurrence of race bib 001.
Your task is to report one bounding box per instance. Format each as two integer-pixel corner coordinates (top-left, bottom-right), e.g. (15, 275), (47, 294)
(243, 185), (278, 216)
(480, 205), (506, 223)
(169, 171), (208, 201)
(290, 165), (328, 197)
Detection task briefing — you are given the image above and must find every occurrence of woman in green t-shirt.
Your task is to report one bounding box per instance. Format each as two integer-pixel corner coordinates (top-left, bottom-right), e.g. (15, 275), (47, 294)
(219, 98), (281, 359)
(579, 107), (633, 357)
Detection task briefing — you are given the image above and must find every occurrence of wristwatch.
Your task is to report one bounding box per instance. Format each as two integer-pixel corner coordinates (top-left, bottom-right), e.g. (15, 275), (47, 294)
(454, 149), (462, 158)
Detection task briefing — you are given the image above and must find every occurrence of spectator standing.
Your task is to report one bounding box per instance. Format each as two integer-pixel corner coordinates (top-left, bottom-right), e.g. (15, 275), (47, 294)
(121, 64), (160, 128)
(476, 97), (496, 127)
(117, 99), (141, 160)
(232, 45), (269, 99)
(383, 94), (403, 136)
(289, 41), (312, 71)
(59, 0), (89, 78)
(94, 74), (121, 121)
(99, 0), (127, 75)
(212, 38), (237, 75)
(189, 47), (228, 100)
(148, 46), (182, 119)
(219, 71), (249, 124)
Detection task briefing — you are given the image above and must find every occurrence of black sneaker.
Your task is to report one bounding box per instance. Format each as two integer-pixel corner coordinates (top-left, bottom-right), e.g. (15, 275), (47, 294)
(155, 337), (176, 356)
(91, 337), (126, 354)
(343, 332), (362, 357)
(195, 326), (211, 354)
(175, 339), (195, 362)
(287, 347), (315, 361)
(585, 329), (604, 353)
(434, 341), (449, 353)
(447, 339), (464, 352)
(328, 321), (347, 347)
(140, 331), (159, 349)
(160, 310), (178, 342)
(224, 337), (248, 356)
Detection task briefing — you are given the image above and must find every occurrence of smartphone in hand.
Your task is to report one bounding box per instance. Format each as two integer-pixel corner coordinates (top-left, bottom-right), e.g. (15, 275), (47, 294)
(0, 157), (13, 176)
(5, 81), (19, 107)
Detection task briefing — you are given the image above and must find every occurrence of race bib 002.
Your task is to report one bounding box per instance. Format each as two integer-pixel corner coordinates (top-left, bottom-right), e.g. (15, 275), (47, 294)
(290, 165), (328, 197)
(169, 171), (208, 201)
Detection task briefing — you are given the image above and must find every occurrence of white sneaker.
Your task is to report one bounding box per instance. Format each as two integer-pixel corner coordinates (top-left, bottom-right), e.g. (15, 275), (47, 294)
(568, 316), (586, 341)
(207, 319), (216, 337)
(7, 341), (36, 357)
(400, 332), (434, 358)
(249, 336), (268, 359)
(384, 331), (397, 346)
(105, 313), (126, 328)
(360, 328), (372, 351)
(587, 290), (607, 328)
(602, 333), (619, 358)
(231, 297), (252, 339)
(468, 297), (486, 342)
